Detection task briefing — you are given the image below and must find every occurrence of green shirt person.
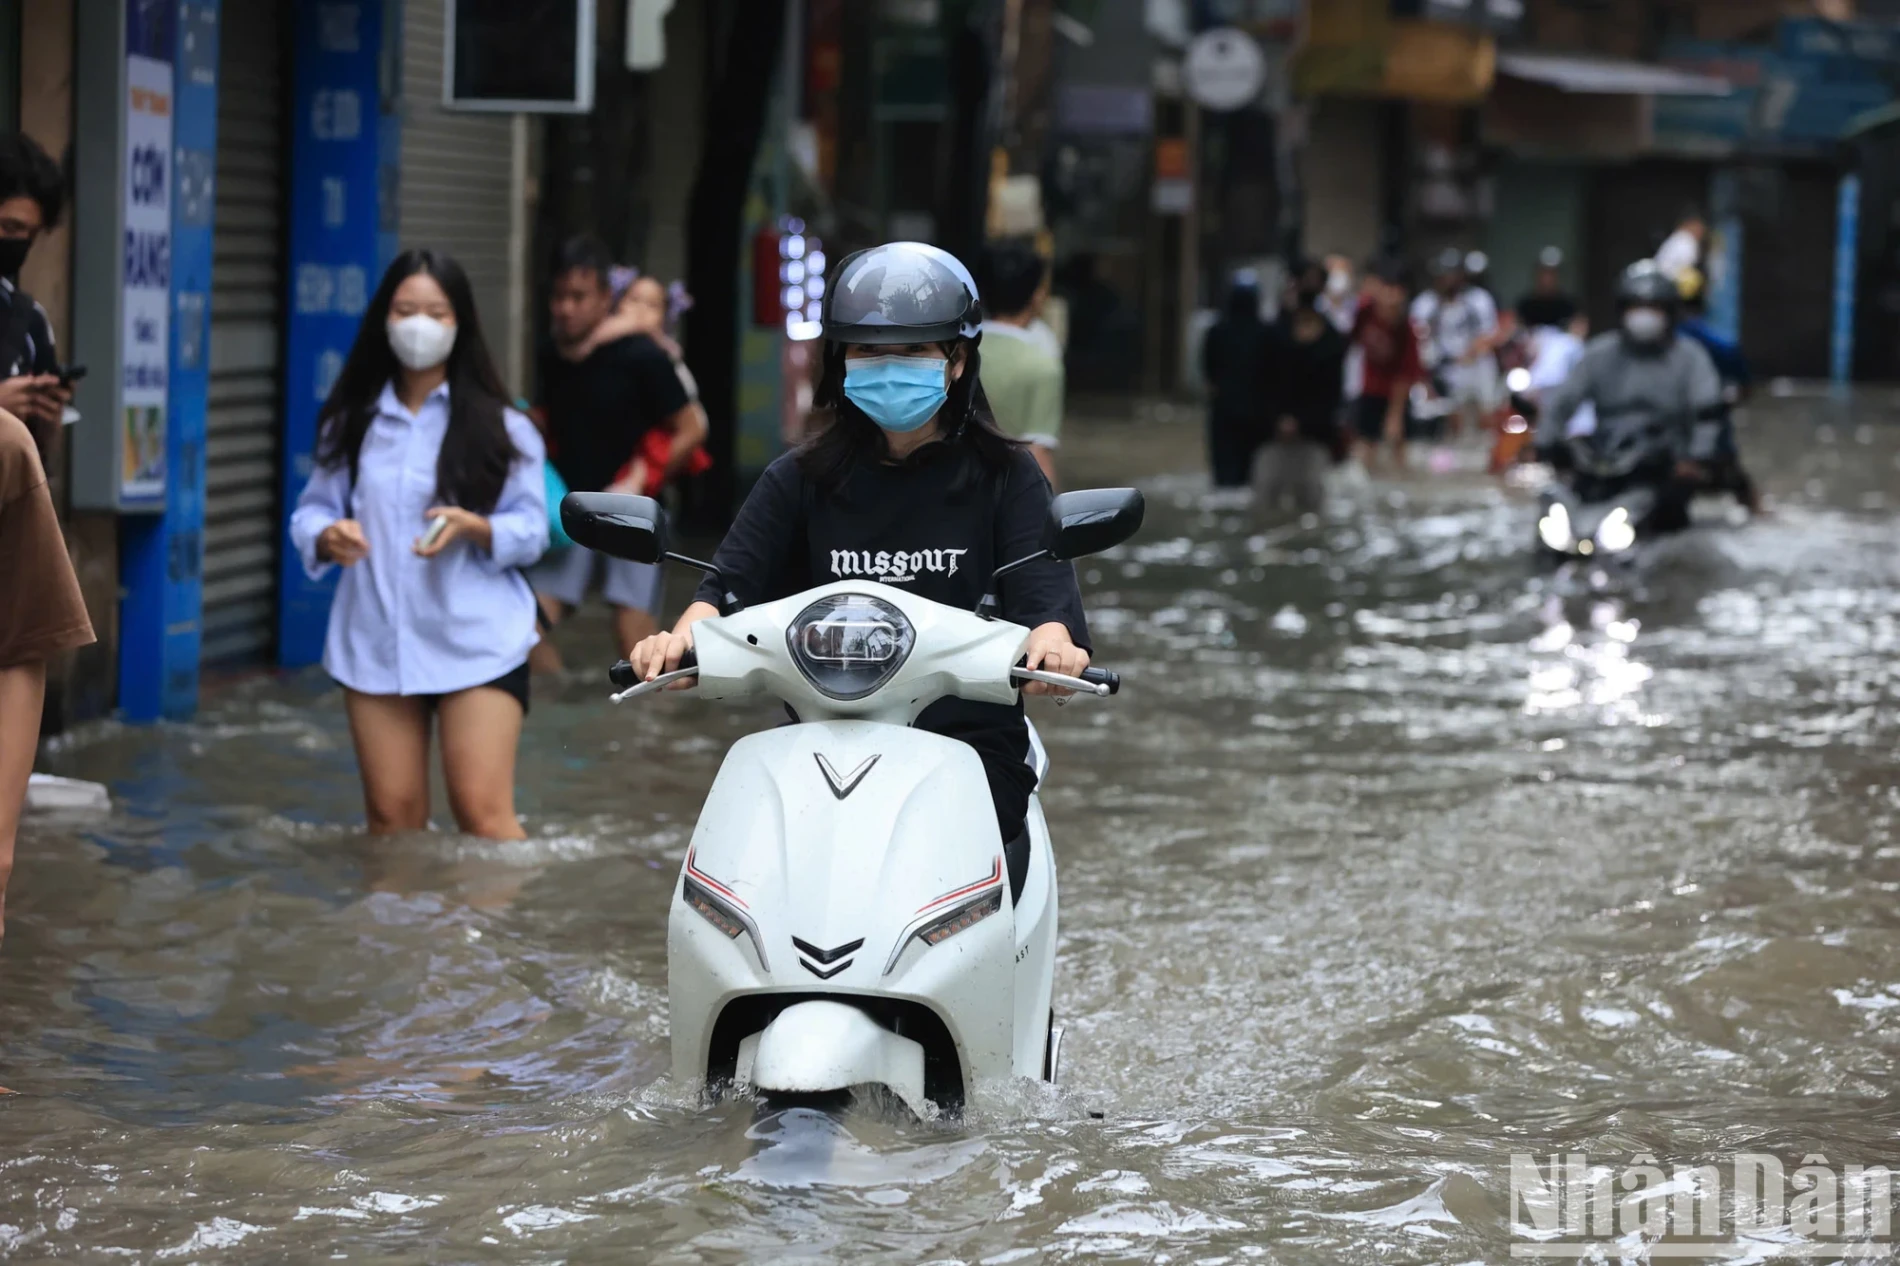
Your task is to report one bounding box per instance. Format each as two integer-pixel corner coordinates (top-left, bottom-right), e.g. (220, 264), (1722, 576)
(976, 239), (1063, 486)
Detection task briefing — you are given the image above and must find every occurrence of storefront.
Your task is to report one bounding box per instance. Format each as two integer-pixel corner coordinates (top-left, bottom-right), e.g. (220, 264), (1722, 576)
(1478, 53), (1729, 325)
(54, 0), (542, 720)
(1301, 97), (1387, 269)
(395, 0), (528, 389)
(202, 0), (287, 665)
(1651, 17), (1896, 380)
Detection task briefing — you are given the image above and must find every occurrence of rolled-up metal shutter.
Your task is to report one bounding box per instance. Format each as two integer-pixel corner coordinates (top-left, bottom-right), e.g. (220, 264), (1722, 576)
(203, 0), (287, 664)
(400, 0), (517, 368)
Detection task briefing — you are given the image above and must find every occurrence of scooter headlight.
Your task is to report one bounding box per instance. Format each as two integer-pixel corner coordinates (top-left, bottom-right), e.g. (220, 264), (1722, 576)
(1538, 501), (1573, 551)
(917, 888), (1002, 946)
(1596, 506), (1636, 554)
(883, 887), (1004, 975)
(787, 594), (915, 701)
(683, 872), (770, 971)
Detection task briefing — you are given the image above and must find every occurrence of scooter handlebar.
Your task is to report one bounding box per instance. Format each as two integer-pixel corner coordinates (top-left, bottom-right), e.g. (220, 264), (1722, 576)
(610, 649), (698, 688)
(1011, 666), (1117, 697)
(608, 649), (699, 702)
(611, 651), (1115, 702)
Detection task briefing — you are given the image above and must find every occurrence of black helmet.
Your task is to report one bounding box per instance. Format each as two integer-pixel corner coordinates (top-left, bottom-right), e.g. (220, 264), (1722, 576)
(1617, 260), (1677, 310)
(822, 241), (982, 345)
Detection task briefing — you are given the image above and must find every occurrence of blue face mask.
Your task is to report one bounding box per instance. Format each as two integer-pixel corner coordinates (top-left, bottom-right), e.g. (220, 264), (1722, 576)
(843, 355), (949, 433)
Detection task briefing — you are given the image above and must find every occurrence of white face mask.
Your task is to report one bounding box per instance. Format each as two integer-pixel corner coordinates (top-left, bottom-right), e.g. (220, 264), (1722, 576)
(1622, 307), (1667, 343)
(387, 313), (458, 370)
(1326, 269), (1352, 297)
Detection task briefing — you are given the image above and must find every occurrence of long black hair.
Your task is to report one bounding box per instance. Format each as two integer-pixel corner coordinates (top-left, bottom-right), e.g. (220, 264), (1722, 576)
(796, 339), (1021, 492)
(314, 248), (518, 514)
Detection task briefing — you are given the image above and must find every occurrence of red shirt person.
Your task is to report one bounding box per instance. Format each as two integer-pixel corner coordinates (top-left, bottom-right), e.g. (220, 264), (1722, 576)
(1349, 267), (1423, 469)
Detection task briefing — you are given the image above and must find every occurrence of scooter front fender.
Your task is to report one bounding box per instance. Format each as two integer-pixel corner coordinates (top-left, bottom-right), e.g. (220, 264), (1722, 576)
(738, 1000), (928, 1116)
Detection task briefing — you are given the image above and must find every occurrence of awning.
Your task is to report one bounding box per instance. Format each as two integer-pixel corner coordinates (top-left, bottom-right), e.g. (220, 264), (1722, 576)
(1844, 101), (1900, 139)
(1497, 51), (1731, 97)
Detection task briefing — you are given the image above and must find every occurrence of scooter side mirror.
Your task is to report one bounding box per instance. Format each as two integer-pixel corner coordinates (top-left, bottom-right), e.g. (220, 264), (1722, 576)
(1042, 488), (1145, 561)
(560, 492), (670, 564)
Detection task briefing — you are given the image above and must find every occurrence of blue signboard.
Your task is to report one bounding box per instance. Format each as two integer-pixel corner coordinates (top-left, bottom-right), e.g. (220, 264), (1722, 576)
(1655, 18), (1895, 154)
(1706, 169), (1743, 346)
(277, 0), (388, 667)
(120, 0), (216, 722)
(1832, 173), (1859, 387)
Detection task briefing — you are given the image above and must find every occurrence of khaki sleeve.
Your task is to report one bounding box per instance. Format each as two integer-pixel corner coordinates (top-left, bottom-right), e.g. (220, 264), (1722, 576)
(1013, 356), (1063, 449)
(0, 446), (95, 668)
(1040, 358), (1064, 444)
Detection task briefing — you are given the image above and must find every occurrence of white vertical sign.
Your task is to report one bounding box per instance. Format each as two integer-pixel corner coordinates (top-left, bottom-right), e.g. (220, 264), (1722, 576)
(121, 53), (173, 502)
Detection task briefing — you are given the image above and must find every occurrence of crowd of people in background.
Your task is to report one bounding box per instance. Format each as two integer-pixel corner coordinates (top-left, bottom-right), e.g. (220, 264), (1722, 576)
(1198, 202), (1758, 523)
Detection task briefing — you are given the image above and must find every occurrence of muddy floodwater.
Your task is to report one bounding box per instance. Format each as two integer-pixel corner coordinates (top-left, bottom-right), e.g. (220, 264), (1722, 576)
(5, 394), (1900, 1262)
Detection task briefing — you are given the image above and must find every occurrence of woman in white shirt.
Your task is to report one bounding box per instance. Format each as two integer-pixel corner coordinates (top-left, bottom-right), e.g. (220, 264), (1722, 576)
(1653, 210), (1706, 283)
(290, 250), (549, 840)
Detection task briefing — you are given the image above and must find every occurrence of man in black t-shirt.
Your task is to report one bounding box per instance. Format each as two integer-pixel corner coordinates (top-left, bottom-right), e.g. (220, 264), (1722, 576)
(528, 237), (702, 668)
(1515, 246), (1583, 334)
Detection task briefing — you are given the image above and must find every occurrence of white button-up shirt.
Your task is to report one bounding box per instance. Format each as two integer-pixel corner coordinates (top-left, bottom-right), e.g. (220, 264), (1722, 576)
(289, 382), (549, 696)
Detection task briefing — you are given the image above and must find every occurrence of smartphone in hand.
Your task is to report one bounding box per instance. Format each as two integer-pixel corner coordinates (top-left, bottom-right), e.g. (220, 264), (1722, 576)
(417, 514), (450, 552)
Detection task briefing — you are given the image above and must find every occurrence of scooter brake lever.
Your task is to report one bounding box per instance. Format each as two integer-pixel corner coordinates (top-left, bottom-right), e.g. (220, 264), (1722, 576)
(610, 666), (700, 703)
(1011, 667), (1111, 697)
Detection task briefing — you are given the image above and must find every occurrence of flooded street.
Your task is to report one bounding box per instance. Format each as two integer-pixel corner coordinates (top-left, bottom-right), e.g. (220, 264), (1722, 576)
(6, 394), (1900, 1262)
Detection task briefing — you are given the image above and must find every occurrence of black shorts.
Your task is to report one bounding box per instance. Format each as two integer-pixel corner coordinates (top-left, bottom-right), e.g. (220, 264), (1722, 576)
(1353, 395), (1394, 441)
(422, 661), (531, 716)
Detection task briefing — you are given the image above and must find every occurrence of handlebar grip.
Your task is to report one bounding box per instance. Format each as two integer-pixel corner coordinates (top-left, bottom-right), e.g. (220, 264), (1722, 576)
(609, 648), (698, 689)
(1080, 667), (1120, 695)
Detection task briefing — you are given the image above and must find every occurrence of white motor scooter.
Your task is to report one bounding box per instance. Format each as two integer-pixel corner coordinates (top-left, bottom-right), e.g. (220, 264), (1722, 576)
(562, 487), (1143, 1116)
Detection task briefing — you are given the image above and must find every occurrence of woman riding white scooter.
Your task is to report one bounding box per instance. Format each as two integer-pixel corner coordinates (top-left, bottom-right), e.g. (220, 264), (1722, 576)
(629, 241), (1091, 868)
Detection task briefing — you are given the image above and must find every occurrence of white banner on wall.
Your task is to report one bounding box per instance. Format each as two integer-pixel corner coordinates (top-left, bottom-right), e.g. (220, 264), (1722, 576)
(121, 53), (173, 503)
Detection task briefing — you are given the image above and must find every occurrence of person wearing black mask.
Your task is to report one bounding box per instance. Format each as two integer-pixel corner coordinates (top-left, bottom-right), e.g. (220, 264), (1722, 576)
(1255, 270), (1347, 513)
(0, 134), (69, 448)
(1201, 272), (1269, 488)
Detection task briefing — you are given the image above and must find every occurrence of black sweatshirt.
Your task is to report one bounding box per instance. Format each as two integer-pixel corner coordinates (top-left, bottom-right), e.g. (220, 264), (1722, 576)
(694, 441), (1090, 779)
(1264, 317), (1348, 446)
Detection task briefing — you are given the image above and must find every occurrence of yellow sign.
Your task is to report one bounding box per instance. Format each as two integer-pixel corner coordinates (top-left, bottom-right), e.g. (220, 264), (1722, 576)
(1292, 12), (1495, 104)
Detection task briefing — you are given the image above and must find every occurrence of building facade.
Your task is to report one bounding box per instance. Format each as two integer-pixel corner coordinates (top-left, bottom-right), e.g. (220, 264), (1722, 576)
(1290, 0), (1894, 382)
(30, 0), (544, 727)
(33, 0), (806, 729)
